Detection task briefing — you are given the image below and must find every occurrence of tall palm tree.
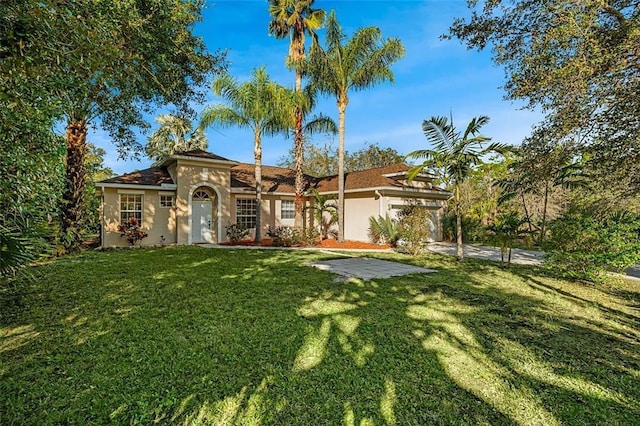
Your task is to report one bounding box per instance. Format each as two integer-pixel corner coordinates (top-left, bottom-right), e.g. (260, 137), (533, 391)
(199, 67), (291, 242)
(308, 10), (405, 242)
(145, 114), (207, 161)
(268, 0), (326, 228)
(406, 115), (505, 261)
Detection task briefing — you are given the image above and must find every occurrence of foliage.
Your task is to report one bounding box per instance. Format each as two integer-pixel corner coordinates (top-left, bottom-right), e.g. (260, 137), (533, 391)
(268, 0), (327, 228)
(487, 211), (527, 267)
(407, 114), (506, 260)
(2, 0), (226, 250)
(308, 10), (405, 241)
(396, 205), (433, 256)
(267, 226), (299, 247)
(368, 214), (399, 246)
(442, 213), (486, 244)
(146, 115), (207, 161)
(278, 140), (405, 177)
(200, 68), (293, 242)
(305, 189), (338, 239)
(0, 224), (35, 282)
(225, 224), (251, 244)
(83, 144), (115, 235)
(117, 218), (148, 246)
(545, 211), (640, 283)
(448, 0), (640, 193)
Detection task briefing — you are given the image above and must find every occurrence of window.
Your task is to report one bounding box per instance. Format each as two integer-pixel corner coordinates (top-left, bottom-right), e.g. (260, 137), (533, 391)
(236, 198), (257, 228)
(160, 195), (174, 208)
(193, 190), (210, 200)
(281, 200), (295, 219)
(120, 194), (143, 224)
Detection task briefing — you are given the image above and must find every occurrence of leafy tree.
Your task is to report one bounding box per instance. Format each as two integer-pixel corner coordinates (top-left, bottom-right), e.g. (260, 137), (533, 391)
(2, 1), (226, 250)
(407, 115), (505, 261)
(448, 0), (640, 192)
(268, 0), (326, 227)
(277, 140), (404, 176)
(308, 10), (405, 241)
(487, 211), (527, 267)
(200, 68), (292, 242)
(305, 189), (338, 240)
(146, 115), (207, 161)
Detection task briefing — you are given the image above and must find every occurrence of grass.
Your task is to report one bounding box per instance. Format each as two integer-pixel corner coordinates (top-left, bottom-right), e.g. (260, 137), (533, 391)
(1, 246), (639, 425)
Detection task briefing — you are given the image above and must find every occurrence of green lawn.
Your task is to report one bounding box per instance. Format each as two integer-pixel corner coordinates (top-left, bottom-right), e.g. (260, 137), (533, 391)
(1, 247), (639, 425)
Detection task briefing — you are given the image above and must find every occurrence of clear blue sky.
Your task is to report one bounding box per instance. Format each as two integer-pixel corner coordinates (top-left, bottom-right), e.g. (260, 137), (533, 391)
(96, 0), (541, 175)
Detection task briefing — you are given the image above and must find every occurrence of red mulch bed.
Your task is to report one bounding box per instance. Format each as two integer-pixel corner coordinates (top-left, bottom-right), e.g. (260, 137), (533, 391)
(219, 238), (390, 250)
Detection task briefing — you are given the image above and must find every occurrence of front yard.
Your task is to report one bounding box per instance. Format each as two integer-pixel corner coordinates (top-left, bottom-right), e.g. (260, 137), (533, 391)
(1, 247), (639, 425)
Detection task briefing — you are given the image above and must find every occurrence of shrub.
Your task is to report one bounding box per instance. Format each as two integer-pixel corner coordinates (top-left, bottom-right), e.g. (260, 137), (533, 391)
(545, 211), (640, 282)
(117, 217), (148, 246)
(442, 212), (485, 243)
(487, 211), (527, 267)
(368, 214), (399, 246)
(396, 205), (433, 256)
(225, 224), (250, 244)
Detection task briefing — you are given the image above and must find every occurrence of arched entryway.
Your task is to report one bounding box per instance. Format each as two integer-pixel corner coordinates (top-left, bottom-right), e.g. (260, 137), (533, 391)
(190, 186), (218, 243)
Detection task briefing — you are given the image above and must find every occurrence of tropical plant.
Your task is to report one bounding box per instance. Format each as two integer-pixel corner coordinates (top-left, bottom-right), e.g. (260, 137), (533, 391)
(0, 224), (35, 282)
(368, 214), (399, 246)
(117, 217), (148, 246)
(308, 10), (405, 242)
(145, 115), (207, 161)
(309, 11), (404, 242)
(200, 68), (292, 242)
(407, 114), (506, 261)
(305, 189), (338, 240)
(487, 211), (527, 267)
(268, 0), (326, 228)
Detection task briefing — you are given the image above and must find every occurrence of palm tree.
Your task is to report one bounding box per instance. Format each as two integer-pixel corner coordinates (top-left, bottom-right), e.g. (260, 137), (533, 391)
(268, 0), (326, 228)
(145, 114), (207, 161)
(308, 10), (405, 242)
(406, 115), (505, 261)
(199, 67), (291, 242)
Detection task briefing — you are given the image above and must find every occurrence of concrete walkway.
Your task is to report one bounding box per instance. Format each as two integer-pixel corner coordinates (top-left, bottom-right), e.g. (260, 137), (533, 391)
(425, 242), (544, 266)
(310, 257), (436, 281)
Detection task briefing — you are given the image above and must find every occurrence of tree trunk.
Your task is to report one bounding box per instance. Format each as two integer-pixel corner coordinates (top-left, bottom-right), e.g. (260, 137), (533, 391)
(539, 181), (549, 245)
(254, 129), (262, 242)
(61, 119), (88, 251)
(455, 186), (464, 261)
(337, 98), (346, 242)
(293, 104), (305, 229)
(521, 193), (533, 234)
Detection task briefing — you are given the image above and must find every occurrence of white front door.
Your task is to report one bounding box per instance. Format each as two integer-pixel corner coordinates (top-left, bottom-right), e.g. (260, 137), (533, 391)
(192, 201), (213, 243)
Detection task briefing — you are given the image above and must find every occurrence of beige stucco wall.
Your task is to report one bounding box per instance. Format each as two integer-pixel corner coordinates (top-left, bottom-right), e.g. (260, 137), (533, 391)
(101, 188), (177, 247)
(174, 160), (232, 244)
(344, 192), (380, 242)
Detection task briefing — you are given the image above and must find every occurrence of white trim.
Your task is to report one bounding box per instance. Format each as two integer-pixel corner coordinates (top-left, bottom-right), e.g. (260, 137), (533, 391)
(98, 183), (177, 190)
(188, 182), (223, 245)
(116, 189), (145, 195)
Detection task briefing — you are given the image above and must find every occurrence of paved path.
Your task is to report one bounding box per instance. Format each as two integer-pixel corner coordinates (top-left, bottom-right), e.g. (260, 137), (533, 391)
(310, 257), (436, 281)
(425, 242), (544, 265)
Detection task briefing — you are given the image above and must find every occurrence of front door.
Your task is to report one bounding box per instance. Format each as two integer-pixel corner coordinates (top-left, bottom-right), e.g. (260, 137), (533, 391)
(192, 201), (213, 243)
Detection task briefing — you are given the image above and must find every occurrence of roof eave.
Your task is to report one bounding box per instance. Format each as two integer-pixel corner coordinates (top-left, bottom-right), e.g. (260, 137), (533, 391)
(96, 183), (178, 191)
(159, 154), (239, 168)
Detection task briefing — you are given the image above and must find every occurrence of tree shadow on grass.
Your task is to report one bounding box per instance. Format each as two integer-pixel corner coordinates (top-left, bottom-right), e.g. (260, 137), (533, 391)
(1, 247), (639, 424)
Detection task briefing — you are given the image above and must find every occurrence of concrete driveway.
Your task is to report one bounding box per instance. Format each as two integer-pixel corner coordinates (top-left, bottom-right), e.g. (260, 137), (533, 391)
(425, 242), (544, 266)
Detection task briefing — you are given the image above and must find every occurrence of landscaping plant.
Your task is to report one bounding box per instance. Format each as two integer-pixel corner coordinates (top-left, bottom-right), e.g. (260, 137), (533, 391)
(117, 218), (148, 246)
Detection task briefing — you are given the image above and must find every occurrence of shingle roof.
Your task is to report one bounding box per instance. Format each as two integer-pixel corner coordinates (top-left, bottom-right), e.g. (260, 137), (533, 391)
(171, 149), (234, 162)
(231, 164), (317, 193)
(99, 166), (173, 186)
(313, 163), (444, 192)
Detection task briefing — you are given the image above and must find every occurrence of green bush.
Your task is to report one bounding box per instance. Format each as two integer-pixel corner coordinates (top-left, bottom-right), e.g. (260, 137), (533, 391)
(397, 206), (433, 256)
(545, 211), (640, 282)
(225, 224), (250, 244)
(442, 212), (485, 243)
(368, 214), (399, 246)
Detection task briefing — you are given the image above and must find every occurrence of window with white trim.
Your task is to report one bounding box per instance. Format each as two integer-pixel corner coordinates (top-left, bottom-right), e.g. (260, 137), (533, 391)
(281, 200), (295, 219)
(236, 198), (257, 228)
(160, 195), (175, 208)
(120, 194), (143, 224)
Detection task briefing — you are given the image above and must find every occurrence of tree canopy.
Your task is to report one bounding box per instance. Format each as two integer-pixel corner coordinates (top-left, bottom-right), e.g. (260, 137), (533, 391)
(447, 0), (640, 191)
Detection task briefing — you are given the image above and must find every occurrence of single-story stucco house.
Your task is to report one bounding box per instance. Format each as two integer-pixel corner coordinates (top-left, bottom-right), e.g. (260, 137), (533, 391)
(96, 150), (451, 247)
